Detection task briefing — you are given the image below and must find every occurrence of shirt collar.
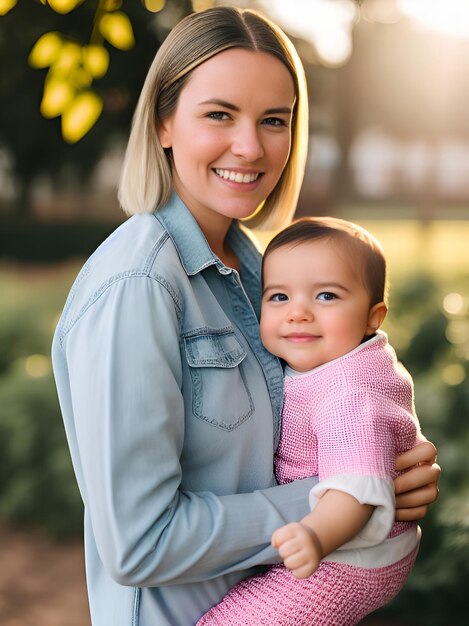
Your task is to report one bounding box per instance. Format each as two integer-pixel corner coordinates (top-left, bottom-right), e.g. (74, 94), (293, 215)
(154, 193), (262, 281)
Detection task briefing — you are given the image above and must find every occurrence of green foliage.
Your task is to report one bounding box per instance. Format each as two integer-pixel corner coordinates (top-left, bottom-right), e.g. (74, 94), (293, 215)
(0, 265), (84, 537)
(376, 272), (469, 625)
(0, 371), (83, 537)
(0, 218), (115, 262)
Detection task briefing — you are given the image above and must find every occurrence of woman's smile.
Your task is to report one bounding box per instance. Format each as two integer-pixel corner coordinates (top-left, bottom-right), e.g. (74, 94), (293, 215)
(213, 168), (262, 184)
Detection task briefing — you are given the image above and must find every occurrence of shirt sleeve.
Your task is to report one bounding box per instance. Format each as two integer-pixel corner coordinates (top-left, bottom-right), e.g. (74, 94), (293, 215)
(58, 275), (315, 587)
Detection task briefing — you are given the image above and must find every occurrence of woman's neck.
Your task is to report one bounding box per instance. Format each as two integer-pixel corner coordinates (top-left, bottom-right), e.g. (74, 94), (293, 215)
(184, 203), (240, 270)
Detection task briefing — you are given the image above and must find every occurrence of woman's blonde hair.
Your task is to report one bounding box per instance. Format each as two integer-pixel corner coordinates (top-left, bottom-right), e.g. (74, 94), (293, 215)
(118, 5), (308, 230)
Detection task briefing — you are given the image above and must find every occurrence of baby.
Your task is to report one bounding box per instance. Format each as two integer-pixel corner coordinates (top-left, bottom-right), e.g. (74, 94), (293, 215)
(199, 217), (424, 625)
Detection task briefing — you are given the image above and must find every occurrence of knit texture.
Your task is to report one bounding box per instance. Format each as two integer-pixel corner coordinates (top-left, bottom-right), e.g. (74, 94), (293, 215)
(198, 333), (421, 625)
(197, 546), (418, 625)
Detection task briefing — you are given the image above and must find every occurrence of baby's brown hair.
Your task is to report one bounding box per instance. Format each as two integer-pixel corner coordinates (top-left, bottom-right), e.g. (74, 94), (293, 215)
(262, 217), (387, 306)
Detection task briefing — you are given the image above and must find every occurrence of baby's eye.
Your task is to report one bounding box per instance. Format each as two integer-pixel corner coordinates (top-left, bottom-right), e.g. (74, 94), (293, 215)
(207, 111), (230, 121)
(317, 292), (337, 301)
(270, 293), (289, 302)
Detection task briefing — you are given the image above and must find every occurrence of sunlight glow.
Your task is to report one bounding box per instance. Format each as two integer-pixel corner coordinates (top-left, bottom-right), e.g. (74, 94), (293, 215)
(361, 0), (400, 24)
(259, 0), (357, 67)
(398, 0), (469, 38)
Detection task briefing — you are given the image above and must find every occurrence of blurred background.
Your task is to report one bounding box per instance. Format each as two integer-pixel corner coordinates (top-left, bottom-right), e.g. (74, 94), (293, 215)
(0, 1), (468, 624)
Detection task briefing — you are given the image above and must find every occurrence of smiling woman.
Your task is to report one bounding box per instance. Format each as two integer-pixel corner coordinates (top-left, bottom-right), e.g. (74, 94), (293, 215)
(156, 48), (295, 262)
(51, 6), (440, 626)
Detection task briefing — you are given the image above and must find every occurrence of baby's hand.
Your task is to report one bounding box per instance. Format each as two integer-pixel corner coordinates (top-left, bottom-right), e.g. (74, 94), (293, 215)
(271, 522), (322, 579)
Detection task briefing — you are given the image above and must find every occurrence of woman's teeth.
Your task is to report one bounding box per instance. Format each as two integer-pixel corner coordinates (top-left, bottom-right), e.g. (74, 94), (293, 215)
(215, 169), (260, 183)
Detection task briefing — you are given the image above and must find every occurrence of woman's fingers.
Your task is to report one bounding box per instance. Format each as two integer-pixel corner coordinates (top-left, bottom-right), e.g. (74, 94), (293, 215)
(394, 462), (441, 496)
(395, 503), (429, 522)
(395, 440), (437, 471)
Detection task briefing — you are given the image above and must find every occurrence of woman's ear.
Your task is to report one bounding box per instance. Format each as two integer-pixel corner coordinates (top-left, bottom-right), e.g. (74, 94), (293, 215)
(157, 119), (172, 149)
(366, 302), (387, 336)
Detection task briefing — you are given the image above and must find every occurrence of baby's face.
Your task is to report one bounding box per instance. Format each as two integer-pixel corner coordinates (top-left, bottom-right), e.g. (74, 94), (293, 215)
(260, 239), (375, 372)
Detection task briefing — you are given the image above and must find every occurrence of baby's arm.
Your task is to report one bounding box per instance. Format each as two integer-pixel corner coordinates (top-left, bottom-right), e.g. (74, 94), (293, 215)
(271, 489), (373, 579)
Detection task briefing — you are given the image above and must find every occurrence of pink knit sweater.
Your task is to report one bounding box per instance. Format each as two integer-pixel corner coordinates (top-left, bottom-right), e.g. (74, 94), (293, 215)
(198, 333), (422, 625)
(278, 332), (419, 483)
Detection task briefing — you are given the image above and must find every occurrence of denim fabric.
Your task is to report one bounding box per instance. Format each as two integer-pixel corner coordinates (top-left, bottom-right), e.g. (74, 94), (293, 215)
(52, 193), (316, 625)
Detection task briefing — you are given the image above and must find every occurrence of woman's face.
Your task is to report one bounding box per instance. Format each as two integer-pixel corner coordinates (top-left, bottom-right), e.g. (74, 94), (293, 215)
(158, 48), (295, 238)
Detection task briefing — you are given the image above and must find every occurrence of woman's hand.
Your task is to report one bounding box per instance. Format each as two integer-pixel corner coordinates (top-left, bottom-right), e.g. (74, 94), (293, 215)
(394, 441), (441, 521)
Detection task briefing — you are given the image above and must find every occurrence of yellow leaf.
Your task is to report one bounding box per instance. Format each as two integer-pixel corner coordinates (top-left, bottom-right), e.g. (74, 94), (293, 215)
(52, 42), (82, 73)
(70, 67), (93, 88)
(83, 45), (109, 78)
(40, 76), (75, 118)
(103, 0), (122, 10)
(62, 91), (103, 143)
(47, 0), (83, 14)
(142, 0), (165, 13)
(99, 11), (135, 50)
(28, 32), (63, 68)
(0, 0), (17, 16)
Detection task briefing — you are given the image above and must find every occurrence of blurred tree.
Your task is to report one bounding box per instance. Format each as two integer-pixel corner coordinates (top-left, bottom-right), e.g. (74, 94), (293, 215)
(0, 0), (192, 215)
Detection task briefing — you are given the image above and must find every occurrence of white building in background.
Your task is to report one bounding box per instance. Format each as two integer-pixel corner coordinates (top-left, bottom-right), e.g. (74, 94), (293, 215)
(349, 127), (469, 201)
(435, 140), (469, 198)
(348, 127), (401, 198)
(306, 133), (341, 190)
(400, 140), (433, 193)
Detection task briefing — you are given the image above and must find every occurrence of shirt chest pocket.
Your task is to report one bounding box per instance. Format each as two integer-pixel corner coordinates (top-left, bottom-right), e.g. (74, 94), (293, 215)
(183, 328), (254, 431)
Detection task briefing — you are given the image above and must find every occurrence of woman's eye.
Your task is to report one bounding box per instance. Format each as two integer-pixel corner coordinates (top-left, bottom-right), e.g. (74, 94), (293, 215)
(270, 293), (289, 302)
(263, 117), (288, 127)
(207, 111), (230, 121)
(317, 292), (337, 301)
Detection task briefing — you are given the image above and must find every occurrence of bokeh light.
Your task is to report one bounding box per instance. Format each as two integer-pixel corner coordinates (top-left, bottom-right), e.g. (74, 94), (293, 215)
(442, 363), (466, 386)
(443, 292), (464, 316)
(25, 354), (51, 378)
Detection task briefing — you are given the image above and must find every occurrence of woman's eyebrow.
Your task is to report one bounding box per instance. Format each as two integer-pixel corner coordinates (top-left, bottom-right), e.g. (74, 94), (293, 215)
(199, 98), (292, 115)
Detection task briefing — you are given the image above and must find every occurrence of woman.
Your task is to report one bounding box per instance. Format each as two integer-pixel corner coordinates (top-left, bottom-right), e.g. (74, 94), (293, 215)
(52, 7), (440, 626)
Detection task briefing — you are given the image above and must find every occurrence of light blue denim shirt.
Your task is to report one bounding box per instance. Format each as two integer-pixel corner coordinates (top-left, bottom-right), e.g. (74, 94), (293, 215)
(52, 193), (316, 626)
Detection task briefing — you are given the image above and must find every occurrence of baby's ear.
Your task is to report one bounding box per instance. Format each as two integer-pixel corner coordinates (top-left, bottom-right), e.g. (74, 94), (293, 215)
(366, 302), (387, 335)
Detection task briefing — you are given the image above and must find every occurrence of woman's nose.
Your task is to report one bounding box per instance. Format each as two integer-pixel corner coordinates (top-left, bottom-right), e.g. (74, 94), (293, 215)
(231, 123), (264, 161)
